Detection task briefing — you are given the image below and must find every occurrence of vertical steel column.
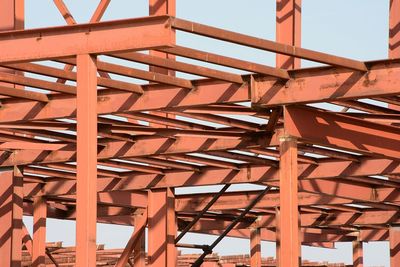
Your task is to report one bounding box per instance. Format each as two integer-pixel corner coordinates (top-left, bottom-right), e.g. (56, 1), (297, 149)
(276, 1), (301, 265)
(76, 54), (98, 267)
(276, 0), (301, 69)
(390, 0), (400, 58)
(133, 231), (146, 267)
(389, 0), (400, 111)
(149, 0), (176, 125)
(0, 0), (24, 33)
(352, 240), (363, 267)
(32, 196), (47, 267)
(250, 227), (262, 267)
(0, 0), (24, 88)
(148, 188), (177, 266)
(149, 0), (176, 75)
(390, 227), (400, 266)
(277, 135), (300, 267)
(0, 166), (23, 267)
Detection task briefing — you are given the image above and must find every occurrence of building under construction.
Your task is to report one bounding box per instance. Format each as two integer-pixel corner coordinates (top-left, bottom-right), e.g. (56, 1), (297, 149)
(0, 0), (399, 266)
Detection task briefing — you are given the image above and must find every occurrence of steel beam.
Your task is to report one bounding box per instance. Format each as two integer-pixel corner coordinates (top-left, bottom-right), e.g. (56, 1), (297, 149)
(0, 166), (23, 267)
(277, 135), (300, 267)
(252, 60), (400, 107)
(170, 18), (367, 71)
(75, 54), (98, 267)
(0, 16), (173, 64)
(32, 196), (47, 267)
(284, 105), (400, 159)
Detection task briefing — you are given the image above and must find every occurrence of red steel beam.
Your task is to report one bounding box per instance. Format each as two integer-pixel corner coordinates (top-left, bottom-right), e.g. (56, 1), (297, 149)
(0, 79), (248, 123)
(112, 51), (244, 83)
(26, 158), (400, 198)
(252, 60), (400, 107)
(170, 18), (367, 71)
(1, 59), (398, 124)
(284, 105), (400, 159)
(0, 166), (23, 267)
(0, 135), (261, 166)
(160, 45), (290, 79)
(277, 136), (300, 267)
(0, 16), (173, 64)
(32, 196), (47, 267)
(75, 54), (98, 267)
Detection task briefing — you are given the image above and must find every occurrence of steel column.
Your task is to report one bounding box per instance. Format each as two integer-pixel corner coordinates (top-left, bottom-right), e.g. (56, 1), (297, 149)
(76, 54), (98, 267)
(352, 239), (363, 267)
(0, 166), (23, 267)
(32, 196), (47, 267)
(276, 0), (301, 68)
(133, 229), (146, 267)
(276, 6), (301, 264)
(0, 0), (24, 88)
(0, 0), (24, 31)
(149, 0), (175, 75)
(148, 188), (177, 266)
(390, 0), (400, 58)
(390, 227), (400, 266)
(277, 136), (300, 267)
(250, 227), (261, 267)
(115, 210), (148, 267)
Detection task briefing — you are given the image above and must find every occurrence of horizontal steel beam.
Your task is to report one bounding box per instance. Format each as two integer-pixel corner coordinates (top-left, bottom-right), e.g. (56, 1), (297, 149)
(284, 105), (400, 159)
(0, 15), (173, 64)
(171, 17), (367, 71)
(252, 60), (400, 106)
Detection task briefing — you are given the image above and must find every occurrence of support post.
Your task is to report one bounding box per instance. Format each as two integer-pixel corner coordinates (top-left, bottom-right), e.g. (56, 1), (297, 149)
(133, 229), (146, 267)
(250, 227), (261, 267)
(0, 166), (23, 267)
(32, 196), (47, 267)
(149, 0), (176, 75)
(276, 1), (301, 263)
(148, 188), (177, 267)
(390, 227), (400, 266)
(0, 0), (24, 88)
(276, 0), (301, 69)
(390, 0), (400, 58)
(149, 0), (176, 124)
(352, 239), (363, 267)
(76, 54), (98, 267)
(277, 136), (300, 267)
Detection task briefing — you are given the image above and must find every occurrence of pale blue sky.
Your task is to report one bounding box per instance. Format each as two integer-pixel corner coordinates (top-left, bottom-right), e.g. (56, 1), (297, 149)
(22, 1), (391, 266)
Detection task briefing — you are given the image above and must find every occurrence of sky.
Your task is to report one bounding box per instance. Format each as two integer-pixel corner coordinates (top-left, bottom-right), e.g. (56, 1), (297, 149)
(21, 0), (392, 266)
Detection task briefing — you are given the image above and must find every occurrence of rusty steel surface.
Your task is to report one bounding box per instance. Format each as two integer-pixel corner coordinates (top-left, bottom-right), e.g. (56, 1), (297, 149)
(0, 0), (400, 266)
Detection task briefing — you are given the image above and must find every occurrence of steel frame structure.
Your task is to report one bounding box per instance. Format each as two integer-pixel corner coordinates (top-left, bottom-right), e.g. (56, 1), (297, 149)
(1, 0), (400, 266)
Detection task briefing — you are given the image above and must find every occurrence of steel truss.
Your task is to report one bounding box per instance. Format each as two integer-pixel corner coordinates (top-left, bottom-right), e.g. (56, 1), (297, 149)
(1, 0), (400, 266)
